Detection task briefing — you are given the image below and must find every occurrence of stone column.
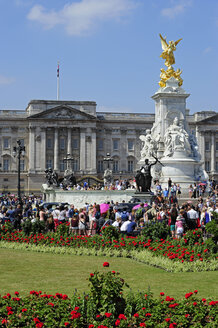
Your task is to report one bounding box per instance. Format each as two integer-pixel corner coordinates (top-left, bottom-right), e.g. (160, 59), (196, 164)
(200, 131), (205, 169)
(91, 128), (97, 174)
(40, 128), (46, 171)
(67, 128), (72, 155)
(29, 126), (35, 172)
(80, 129), (86, 171)
(211, 132), (215, 173)
(54, 128), (59, 171)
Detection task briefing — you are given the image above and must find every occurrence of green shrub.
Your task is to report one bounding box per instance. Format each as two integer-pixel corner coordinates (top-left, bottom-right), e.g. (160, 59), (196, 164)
(101, 225), (120, 241)
(140, 221), (170, 240)
(205, 219), (218, 243)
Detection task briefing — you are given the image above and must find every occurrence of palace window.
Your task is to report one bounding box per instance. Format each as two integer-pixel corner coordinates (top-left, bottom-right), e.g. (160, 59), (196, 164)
(3, 138), (10, 149)
(205, 142), (210, 151)
(128, 140), (134, 151)
(72, 139), (78, 149)
(3, 159), (9, 171)
(97, 139), (104, 150)
(128, 160), (134, 172)
(60, 138), (65, 150)
(73, 159), (78, 171)
(113, 160), (119, 172)
(20, 159), (25, 171)
(113, 139), (119, 151)
(46, 159), (53, 169)
(60, 160), (65, 172)
(205, 161), (210, 172)
(97, 160), (104, 172)
(47, 138), (52, 149)
(216, 161), (218, 171)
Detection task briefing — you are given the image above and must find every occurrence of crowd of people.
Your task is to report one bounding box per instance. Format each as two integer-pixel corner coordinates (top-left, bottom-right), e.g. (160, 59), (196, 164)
(0, 181), (217, 239)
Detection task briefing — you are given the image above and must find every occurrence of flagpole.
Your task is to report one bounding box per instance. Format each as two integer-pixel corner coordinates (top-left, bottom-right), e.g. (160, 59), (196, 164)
(57, 61), (60, 100)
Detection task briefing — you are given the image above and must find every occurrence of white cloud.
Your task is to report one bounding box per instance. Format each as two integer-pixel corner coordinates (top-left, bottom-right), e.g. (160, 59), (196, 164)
(0, 75), (15, 86)
(161, 0), (192, 19)
(27, 0), (137, 36)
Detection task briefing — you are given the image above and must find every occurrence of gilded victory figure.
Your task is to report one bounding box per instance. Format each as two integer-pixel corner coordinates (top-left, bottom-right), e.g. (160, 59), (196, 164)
(159, 34), (183, 87)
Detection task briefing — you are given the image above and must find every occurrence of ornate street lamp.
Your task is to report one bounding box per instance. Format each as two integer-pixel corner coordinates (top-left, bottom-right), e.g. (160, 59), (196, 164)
(13, 140), (25, 203)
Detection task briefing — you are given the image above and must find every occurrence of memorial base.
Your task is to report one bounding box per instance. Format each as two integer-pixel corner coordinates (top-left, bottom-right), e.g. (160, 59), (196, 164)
(133, 192), (155, 205)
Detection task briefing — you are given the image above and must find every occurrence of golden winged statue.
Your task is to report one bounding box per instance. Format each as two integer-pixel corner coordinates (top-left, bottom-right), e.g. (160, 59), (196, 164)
(159, 34), (183, 87)
(159, 34), (182, 68)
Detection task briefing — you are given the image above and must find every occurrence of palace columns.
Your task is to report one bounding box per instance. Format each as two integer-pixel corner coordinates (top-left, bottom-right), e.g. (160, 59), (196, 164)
(29, 126), (35, 172)
(211, 132), (215, 173)
(40, 128), (46, 171)
(80, 129), (86, 171)
(54, 128), (59, 171)
(91, 128), (97, 173)
(200, 131), (205, 169)
(67, 128), (72, 155)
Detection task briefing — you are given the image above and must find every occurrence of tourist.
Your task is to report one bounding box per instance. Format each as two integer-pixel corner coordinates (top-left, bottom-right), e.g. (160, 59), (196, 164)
(126, 218), (137, 236)
(187, 205), (199, 229)
(175, 209), (185, 238)
(88, 207), (97, 235)
(78, 213), (87, 235)
(189, 185), (193, 198)
(176, 184), (181, 199)
(169, 204), (178, 238)
(70, 214), (79, 234)
(120, 218), (131, 235)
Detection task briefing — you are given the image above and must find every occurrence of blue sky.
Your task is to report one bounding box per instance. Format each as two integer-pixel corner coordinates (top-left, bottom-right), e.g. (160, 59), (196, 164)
(0, 0), (218, 114)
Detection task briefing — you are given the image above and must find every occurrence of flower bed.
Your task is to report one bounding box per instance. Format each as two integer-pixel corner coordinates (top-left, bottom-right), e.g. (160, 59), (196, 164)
(0, 223), (217, 272)
(0, 263), (217, 327)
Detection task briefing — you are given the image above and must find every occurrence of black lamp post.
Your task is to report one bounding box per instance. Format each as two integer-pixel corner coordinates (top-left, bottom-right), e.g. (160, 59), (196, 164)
(13, 140), (25, 203)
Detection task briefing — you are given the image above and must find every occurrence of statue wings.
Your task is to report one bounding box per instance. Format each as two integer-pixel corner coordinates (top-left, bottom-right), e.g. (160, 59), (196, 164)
(159, 33), (182, 49)
(174, 38), (182, 46)
(159, 34), (168, 50)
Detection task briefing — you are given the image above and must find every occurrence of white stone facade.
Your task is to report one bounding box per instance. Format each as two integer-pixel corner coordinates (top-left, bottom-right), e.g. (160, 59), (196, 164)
(0, 99), (217, 193)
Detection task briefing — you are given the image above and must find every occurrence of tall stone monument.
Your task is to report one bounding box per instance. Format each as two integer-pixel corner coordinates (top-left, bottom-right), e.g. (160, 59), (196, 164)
(139, 34), (208, 188)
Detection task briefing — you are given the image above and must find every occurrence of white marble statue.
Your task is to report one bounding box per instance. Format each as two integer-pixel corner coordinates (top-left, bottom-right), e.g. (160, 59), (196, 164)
(189, 131), (201, 160)
(163, 117), (192, 157)
(103, 168), (113, 185)
(139, 129), (157, 159)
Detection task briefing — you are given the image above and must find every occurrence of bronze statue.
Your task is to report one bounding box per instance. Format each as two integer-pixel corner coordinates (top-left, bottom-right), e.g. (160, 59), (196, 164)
(135, 157), (158, 192)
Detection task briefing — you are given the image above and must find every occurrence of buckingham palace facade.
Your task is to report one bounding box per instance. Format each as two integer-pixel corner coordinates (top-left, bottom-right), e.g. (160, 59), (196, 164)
(0, 99), (217, 193)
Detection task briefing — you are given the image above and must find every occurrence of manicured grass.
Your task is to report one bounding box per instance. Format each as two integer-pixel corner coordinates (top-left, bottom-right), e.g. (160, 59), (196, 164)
(0, 249), (217, 299)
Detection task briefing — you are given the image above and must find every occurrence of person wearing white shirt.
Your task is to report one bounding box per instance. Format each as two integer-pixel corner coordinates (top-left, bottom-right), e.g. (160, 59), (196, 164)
(120, 219), (131, 234)
(187, 205), (198, 229)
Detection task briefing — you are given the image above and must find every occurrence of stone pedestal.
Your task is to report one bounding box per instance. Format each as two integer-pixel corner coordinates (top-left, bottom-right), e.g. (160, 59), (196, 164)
(133, 192), (155, 205)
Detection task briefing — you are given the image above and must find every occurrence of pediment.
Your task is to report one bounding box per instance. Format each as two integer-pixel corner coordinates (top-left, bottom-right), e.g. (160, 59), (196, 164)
(28, 105), (96, 121)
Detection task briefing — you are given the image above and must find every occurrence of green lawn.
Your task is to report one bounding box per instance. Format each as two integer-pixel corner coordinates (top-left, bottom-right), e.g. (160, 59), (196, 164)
(0, 249), (217, 299)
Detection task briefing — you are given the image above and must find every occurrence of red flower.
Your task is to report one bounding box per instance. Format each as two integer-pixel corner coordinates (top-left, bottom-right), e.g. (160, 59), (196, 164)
(103, 262), (109, 267)
(74, 307), (80, 311)
(194, 290), (198, 294)
(36, 323), (44, 328)
(139, 323), (146, 327)
(160, 292), (165, 296)
(134, 313), (139, 318)
(202, 298), (206, 302)
(145, 313), (151, 317)
(48, 302), (54, 307)
(118, 314), (127, 320)
(115, 319), (120, 326)
(165, 318), (171, 322)
(185, 292), (193, 299)
(105, 313), (112, 318)
(14, 291), (19, 296)
(112, 271), (116, 274)
(1, 319), (8, 325)
(64, 323), (70, 327)
(209, 301), (217, 306)
(193, 302), (197, 306)
(185, 314), (190, 318)
(90, 273), (94, 277)
(22, 308), (27, 312)
(88, 325), (94, 328)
